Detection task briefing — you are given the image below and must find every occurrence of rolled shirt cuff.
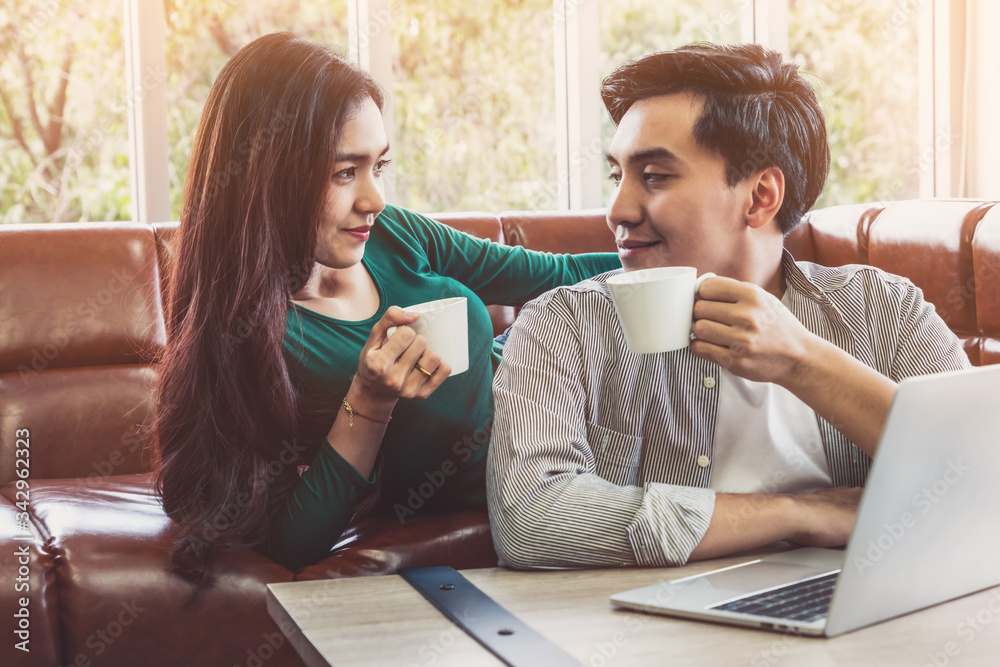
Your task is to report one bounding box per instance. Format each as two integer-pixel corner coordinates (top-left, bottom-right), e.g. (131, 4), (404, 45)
(627, 484), (716, 567)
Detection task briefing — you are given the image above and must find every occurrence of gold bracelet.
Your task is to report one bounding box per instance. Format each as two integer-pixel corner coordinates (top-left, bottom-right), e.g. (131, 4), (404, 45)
(342, 398), (391, 427)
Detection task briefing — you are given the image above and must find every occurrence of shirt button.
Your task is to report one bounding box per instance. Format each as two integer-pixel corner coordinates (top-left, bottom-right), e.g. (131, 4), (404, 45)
(697, 455), (710, 468)
(703, 376), (716, 389)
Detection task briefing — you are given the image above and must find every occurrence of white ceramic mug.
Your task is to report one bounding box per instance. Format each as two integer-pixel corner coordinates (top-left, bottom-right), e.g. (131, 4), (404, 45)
(606, 267), (716, 354)
(388, 296), (469, 376)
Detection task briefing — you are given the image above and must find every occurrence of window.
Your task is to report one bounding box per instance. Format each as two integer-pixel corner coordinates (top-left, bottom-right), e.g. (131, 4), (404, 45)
(789, 0), (920, 207)
(0, 2), (985, 225)
(164, 0), (349, 219)
(599, 0), (744, 201)
(0, 1), (129, 223)
(390, 0), (558, 212)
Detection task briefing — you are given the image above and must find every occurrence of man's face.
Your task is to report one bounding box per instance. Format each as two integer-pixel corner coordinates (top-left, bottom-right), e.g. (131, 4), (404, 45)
(606, 93), (752, 274)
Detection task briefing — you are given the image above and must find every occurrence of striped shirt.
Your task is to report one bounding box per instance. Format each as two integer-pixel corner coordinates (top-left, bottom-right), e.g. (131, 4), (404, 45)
(487, 252), (970, 570)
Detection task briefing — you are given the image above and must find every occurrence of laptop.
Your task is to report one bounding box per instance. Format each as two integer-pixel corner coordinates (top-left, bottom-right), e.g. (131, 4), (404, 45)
(610, 363), (1000, 637)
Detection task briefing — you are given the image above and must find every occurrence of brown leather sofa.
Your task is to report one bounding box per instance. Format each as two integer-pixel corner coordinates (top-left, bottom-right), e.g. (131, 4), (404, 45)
(2, 198), (999, 667)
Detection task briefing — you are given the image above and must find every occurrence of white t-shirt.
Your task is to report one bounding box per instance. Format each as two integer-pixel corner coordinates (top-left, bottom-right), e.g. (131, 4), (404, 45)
(709, 292), (832, 494)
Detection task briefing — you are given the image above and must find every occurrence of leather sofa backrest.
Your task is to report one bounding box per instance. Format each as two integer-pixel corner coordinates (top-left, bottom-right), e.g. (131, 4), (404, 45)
(500, 209), (614, 254)
(786, 200), (998, 366)
(973, 206), (1000, 365)
(3, 200), (998, 483)
(867, 200), (992, 363)
(0, 223), (165, 485)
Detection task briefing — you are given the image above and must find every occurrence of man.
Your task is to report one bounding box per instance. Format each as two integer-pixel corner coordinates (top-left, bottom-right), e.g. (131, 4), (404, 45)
(486, 44), (968, 569)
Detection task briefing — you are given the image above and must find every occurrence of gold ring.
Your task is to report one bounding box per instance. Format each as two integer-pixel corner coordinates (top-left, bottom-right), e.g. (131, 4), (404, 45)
(416, 364), (433, 377)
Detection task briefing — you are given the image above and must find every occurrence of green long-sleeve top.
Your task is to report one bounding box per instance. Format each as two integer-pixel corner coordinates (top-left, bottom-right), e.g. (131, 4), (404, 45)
(262, 205), (620, 570)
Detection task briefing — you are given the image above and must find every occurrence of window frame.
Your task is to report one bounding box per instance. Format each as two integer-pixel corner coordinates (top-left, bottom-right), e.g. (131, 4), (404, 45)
(123, 0), (959, 222)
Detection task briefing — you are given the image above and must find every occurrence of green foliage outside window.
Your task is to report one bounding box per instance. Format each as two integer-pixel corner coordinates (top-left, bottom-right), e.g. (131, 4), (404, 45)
(390, 0), (557, 213)
(0, 0), (921, 224)
(162, 0), (348, 219)
(600, 0), (742, 203)
(789, 0), (920, 209)
(0, 1), (130, 223)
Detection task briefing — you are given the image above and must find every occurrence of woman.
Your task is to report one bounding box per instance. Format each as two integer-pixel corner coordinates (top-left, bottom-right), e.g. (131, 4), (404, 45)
(155, 32), (619, 581)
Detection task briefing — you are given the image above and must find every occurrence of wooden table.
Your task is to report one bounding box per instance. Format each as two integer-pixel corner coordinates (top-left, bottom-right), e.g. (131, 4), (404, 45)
(267, 554), (1000, 666)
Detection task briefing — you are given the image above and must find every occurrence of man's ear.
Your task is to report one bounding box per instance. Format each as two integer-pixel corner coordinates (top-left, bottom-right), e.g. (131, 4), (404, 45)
(745, 167), (785, 230)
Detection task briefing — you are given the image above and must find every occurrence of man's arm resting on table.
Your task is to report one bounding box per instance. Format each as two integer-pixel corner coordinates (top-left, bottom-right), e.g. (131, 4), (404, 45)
(689, 487), (862, 561)
(490, 285), (862, 569)
(491, 477), (862, 568)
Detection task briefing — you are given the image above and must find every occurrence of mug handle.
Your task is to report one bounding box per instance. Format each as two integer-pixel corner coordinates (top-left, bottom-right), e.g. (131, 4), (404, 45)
(694, 272), (717, 296)
(690, 272), (717, 344)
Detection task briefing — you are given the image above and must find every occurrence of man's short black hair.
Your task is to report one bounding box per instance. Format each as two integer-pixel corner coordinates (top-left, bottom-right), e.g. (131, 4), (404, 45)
(601, 43), (830, 234)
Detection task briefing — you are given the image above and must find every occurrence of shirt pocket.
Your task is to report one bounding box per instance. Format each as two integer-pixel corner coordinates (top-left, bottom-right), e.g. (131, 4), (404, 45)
(586, 421), (643, 487)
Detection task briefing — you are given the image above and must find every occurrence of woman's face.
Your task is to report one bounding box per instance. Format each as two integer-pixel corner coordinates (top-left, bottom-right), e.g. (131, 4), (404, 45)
(313, 96), (390, 270)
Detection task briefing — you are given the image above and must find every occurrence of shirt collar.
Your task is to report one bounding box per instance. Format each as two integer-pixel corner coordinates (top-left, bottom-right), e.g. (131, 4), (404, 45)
(781, 249), (828, 303)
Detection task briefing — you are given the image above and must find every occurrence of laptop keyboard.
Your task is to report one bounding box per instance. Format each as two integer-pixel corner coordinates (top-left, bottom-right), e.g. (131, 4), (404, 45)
(709, 571), (839, 623)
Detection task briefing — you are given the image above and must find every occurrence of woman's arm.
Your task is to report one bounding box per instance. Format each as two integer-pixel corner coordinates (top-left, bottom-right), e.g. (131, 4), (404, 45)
(389, 206), (621, 306)
(263, 306), (451, 570)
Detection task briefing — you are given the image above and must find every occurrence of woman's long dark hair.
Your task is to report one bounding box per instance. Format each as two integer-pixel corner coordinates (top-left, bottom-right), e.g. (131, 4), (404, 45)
(155, 33), (383, 586)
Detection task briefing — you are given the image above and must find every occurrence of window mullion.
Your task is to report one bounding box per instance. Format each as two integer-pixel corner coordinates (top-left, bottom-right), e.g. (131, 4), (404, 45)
(123, 0), (170, 223)
(749, 0), (789, 56)
(350, 0), (396, 202)
(554, 0), (602, 210)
